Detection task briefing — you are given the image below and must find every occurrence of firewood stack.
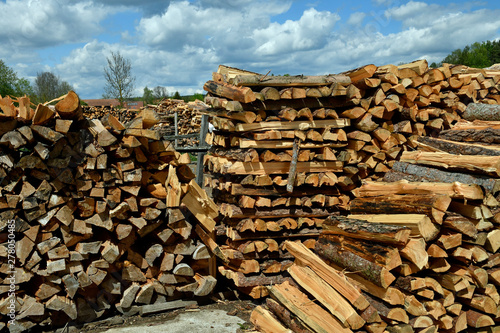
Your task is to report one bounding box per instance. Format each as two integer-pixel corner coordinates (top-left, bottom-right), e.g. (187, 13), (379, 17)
(202, 62), (500, 330)
(0, 91), (218, 332)
(82, 106), (139, 123)
(247, 118), (500, 329)
(150, 99), (204, 146)
(202, 61), (500, 301)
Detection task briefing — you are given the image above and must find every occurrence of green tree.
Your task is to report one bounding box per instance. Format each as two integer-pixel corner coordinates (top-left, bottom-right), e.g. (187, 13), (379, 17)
(34, 72), (73, 102)
(103, 51), (135, 107)
(172, 91), (181, 99)
(0, 60), (33, 97)
(442, 40), (498, 68)
(143, 86), (154, 104)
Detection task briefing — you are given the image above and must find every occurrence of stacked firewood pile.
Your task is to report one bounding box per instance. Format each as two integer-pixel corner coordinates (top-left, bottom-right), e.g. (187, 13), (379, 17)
(202, 62), (500, 331)
(83, 99), (205, 146)
(0, 92), (218, 332)
(82, 106), (139, 123)
(250, 121), (500, 332)
(150, 99), (205, 146)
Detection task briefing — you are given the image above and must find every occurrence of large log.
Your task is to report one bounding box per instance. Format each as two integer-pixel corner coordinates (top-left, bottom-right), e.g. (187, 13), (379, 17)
(388, 161), (500, 193)
(203, 80), (256, 103)
(417, 136), (500, 156)
(315, 235), (396, 288)
(55, 90), (83, 120)
(350, 194), (451, 224)
(352, 179), (484, 200)
(232, 74), (351, 87)
(321, 216), (411, 245)
(439, 127), (500, 144)
(462, 103), (500, 121)
(400, 151), (500, 177)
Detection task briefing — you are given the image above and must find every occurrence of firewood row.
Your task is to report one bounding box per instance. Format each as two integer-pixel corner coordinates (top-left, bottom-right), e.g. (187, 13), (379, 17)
(203, 61), (500, 330)
(0, 92), (217, 332)
(82, 106), (139, 124)
(83, 98), (205, 146)
(248, 117), (500, 332)
(150, 99), (204, 146)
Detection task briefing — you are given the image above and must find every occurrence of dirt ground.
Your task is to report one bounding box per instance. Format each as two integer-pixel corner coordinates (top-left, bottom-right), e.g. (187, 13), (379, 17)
(45, 298), (260, 333)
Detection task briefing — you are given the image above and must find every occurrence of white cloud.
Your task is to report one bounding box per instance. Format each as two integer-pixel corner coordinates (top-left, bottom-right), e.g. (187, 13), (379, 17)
(253, 8), (340, 56)
(3, 0), (500, 100)
(0, 0), (109, 49)
(347, 12), (366, 26)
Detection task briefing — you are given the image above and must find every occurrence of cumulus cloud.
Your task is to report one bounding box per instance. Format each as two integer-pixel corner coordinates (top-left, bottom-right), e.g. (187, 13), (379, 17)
(3, 0), (500, 99)
(347, 12), (366, 26)
(0, 0), (109, 49)
(253, 8), (340, 56)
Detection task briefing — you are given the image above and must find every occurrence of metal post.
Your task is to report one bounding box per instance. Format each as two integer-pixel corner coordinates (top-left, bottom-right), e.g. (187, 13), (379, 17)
(174, 112), (179, 149)
(195, 114), (209, 186)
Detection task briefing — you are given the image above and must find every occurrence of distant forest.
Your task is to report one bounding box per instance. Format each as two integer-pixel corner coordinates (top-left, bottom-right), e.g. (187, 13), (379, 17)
(431, 39), (500, 68)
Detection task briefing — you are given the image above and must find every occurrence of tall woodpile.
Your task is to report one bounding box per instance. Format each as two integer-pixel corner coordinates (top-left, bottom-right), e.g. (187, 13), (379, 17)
(0, 91), (217, 332)
(202, 62), (500, 331)
(250, 120), (500, 332)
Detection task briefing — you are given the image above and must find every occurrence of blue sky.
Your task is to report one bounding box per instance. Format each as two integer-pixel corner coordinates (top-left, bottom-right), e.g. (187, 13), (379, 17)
(1, 0), (500, 99)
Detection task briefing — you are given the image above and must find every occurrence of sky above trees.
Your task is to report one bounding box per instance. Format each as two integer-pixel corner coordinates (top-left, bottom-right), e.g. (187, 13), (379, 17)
(1, 0), (500, 98)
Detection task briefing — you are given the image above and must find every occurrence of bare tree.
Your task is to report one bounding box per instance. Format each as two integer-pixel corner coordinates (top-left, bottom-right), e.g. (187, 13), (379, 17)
(103, 51), (135, 107)
(153, 86), (169, 101)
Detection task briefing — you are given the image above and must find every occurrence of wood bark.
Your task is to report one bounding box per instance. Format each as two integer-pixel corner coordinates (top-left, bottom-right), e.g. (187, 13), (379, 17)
(388, 161), (500, 193)
(321, 216), (411, 245)
(232, 73), (351, 87)
(350, 194), (450, 224)
(315, 235), (396, 288)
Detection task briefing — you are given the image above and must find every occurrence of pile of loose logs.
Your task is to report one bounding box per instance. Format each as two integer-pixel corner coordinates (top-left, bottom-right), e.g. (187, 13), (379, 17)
(0, 91), (218, 332)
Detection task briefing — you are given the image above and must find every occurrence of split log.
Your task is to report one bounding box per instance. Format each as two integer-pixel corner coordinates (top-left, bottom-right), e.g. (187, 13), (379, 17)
(285, 240), (369, 311)
(203, 80), (256, 103)
(250, 306), (292, 333)
(265, 298), (310, 333)
(268, 281), (353, 333)
(288, 264), (365, 329)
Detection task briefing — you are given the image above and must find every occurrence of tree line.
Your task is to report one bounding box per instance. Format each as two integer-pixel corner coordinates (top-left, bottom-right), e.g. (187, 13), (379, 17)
(431, 40), (500, 69)
(0, 60), (73, 103)
(0, 52), (196, 106)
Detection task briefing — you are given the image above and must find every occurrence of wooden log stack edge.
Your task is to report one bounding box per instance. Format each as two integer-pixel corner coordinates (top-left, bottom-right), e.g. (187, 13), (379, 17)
(203, 61), (500, 332)
(0, 92), (218, 332)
